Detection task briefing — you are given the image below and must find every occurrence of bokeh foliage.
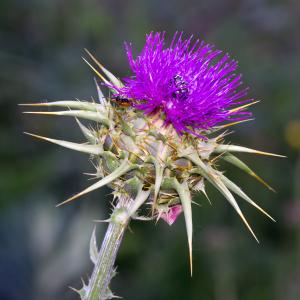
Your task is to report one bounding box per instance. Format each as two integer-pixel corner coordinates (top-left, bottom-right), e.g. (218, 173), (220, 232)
(0, 0), (299, 299)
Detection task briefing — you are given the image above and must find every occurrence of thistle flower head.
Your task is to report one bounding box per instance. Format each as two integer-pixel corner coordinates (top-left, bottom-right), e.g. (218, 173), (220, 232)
(22, 32), (283, 283)
(116, 32), (252, 134)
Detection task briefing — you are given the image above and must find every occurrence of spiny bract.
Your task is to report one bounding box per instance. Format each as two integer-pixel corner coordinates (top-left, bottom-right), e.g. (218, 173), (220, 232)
(22, 33), (283, 276)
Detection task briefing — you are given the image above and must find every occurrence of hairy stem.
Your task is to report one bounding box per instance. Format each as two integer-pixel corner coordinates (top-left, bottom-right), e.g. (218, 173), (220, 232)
(86, 198), (130, 300)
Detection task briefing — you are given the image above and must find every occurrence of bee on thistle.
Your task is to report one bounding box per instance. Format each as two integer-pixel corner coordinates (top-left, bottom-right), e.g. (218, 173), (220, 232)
(22, 32), (284, 299)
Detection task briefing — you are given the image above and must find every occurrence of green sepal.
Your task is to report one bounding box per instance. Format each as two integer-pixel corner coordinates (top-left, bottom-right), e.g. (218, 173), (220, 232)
(120, 118), (136, 138)
(148, 130), (167, 142)
(161, 177), (178, 190)
(123, 176), (143, 198)
(101, 151), (120, 173)
(76, 118), (99, 144)
(119, 134), (140, 155)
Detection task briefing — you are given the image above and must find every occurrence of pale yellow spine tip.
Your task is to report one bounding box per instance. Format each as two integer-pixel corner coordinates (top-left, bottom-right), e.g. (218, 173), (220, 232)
(189, 247), (193, 277)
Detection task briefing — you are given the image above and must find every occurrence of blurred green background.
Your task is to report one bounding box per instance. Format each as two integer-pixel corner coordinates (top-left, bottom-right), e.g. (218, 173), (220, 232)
(1, 0), (299, 299)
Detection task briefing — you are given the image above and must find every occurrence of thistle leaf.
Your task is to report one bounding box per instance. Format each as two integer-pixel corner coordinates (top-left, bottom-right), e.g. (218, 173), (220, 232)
(56, 158), (136, 206)
(222, 153), (275, 192)
(219, 173), (275, 222)
(23, 110), (110, 127)
(90, 227), (99, 265)
(214, 144), (285, 158)
(24, 132), (103, 155)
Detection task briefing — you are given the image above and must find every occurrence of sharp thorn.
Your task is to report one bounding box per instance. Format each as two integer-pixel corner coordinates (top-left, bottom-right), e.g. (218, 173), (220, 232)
(229, 100), (260, 113)
(82, 57), (109, 84)
(93, 219), (111, 223)
(215, 145), (286, 158)
(56, 159), (133, 207)
(220, 119), (253, 129)
(24, 132), (102, 155)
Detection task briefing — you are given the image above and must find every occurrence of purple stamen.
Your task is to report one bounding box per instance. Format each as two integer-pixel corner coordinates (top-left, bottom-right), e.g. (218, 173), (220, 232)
(115, 32), (253, 135)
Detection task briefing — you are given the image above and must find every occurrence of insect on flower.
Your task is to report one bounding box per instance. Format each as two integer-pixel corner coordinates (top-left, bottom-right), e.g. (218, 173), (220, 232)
(170, 74), (189, 101)
(110, 95), (132, 107)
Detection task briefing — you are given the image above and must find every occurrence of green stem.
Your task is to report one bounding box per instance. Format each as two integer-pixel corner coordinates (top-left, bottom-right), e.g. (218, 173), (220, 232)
(86, 198), (130, 300)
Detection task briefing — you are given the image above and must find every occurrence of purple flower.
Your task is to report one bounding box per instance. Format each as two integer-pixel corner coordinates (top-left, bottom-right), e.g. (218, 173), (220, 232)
(160, 204), (183, 226)
(117, 32), (252, 135)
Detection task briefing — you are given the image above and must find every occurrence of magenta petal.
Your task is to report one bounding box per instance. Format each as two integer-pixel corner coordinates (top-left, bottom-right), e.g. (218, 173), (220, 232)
(114, 32), (253, 135)
(161, 204), (183, 226)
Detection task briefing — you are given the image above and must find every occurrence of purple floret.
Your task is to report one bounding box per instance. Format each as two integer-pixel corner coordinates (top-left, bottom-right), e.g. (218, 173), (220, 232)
(116, 32), (252, 135)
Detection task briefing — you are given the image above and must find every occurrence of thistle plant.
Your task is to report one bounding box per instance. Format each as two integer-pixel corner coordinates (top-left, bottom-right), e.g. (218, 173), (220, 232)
(22, 32), (283, 299)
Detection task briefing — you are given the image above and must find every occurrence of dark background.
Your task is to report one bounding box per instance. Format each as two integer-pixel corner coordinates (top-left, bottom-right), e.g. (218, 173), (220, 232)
(1, 0), (300, 299)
